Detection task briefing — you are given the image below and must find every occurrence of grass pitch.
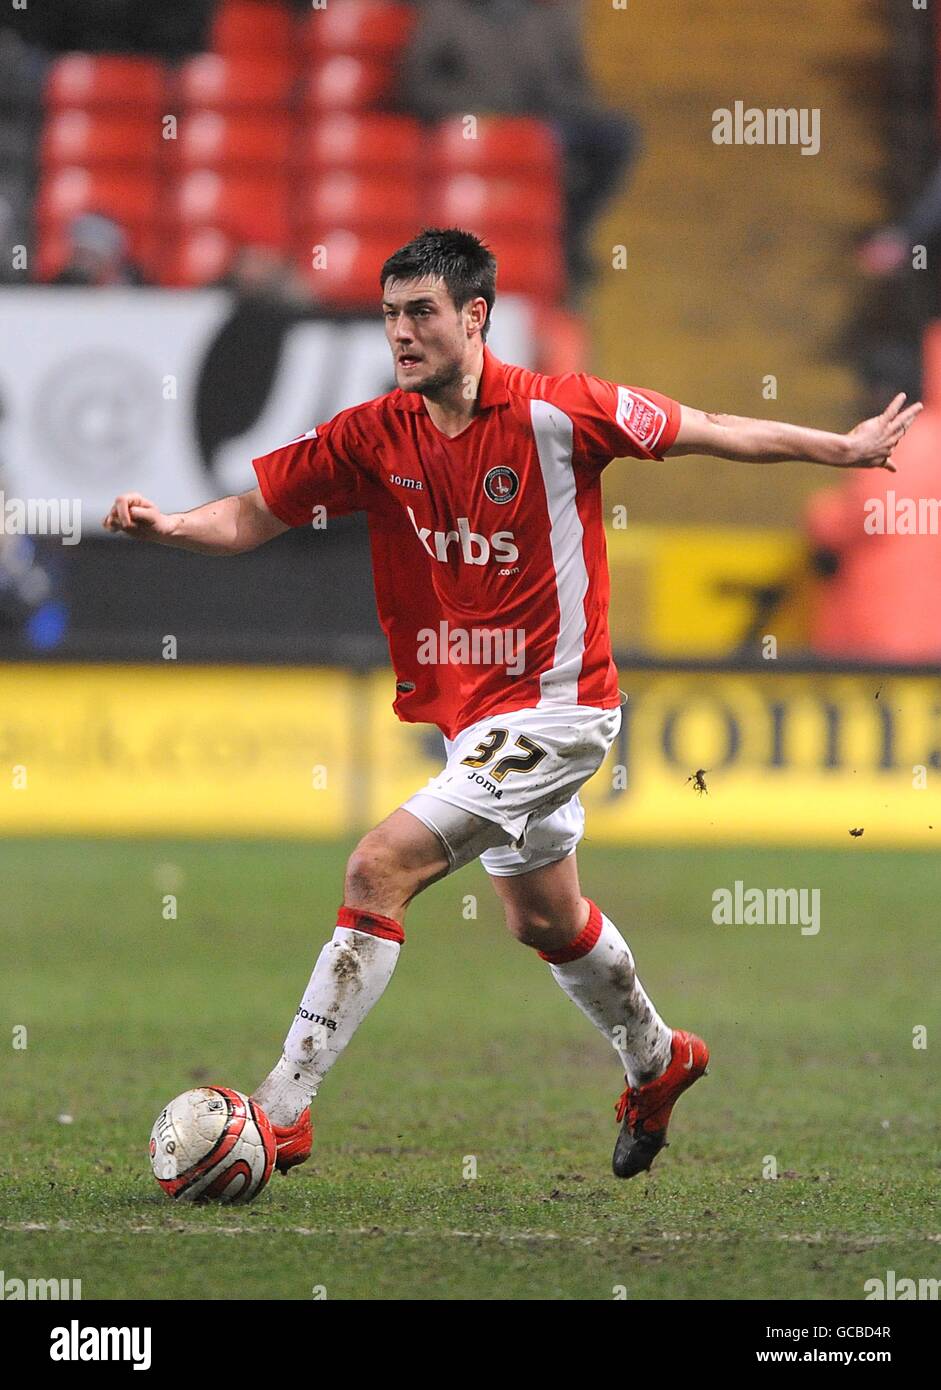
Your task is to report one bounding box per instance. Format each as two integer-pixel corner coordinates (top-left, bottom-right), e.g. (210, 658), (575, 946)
(1, 838), (937, 1300)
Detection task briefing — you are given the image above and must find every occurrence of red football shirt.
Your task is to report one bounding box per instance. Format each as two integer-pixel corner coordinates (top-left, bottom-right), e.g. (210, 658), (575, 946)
(253, 347), (681, 740)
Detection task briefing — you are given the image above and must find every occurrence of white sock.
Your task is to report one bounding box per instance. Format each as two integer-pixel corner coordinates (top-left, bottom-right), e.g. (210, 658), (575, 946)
(254, 914), (403, 1126)
(540, 901), (673, 1087)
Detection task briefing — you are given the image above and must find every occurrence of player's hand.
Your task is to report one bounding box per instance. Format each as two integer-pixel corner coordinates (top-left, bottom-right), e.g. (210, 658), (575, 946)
(102, 492), (176, 539)
(842, 394), (923, 472)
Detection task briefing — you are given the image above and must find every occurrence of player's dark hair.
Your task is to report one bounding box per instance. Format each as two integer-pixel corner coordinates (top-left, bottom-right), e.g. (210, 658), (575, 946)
(380, 228), (497, 341)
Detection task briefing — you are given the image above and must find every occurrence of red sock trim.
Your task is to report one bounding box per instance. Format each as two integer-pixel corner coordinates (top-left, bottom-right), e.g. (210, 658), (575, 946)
(337, 905), (405, 945)
(537, 899), (603, 964)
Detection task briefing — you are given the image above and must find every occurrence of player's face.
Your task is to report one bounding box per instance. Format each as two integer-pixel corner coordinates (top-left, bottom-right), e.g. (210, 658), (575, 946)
(382, 276), (481, 395)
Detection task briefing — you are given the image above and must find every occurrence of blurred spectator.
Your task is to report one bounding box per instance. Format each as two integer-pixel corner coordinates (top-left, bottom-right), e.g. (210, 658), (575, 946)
(852, 157), (941, 406)
(804, 404), (941, 663)
(50, 212), (147, 287)
(858, 160), (941, 278)
(400, 0), (639, 293)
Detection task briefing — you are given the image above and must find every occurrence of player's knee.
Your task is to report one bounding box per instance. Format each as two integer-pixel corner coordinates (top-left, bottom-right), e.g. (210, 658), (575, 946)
(503, 907), (558, 947)
(344, 836), (406, 908)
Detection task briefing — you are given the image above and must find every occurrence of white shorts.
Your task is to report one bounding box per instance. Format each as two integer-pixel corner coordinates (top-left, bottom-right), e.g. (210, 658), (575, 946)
(401, 699), (623, 877)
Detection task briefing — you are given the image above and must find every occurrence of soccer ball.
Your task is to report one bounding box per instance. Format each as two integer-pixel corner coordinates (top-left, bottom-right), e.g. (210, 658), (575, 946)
(149, 1086), (276, 1203)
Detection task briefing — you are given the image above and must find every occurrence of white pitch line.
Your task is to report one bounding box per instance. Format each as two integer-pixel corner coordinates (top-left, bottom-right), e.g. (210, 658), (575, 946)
(2, 1222), (939, 1245)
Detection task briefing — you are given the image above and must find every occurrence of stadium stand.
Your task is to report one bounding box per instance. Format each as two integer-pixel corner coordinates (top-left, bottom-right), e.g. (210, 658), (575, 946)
(25, 0), (568, 306)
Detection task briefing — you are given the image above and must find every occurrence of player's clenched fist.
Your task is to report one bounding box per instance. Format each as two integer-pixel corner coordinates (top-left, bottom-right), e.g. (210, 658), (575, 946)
(102, 493), (176, 539)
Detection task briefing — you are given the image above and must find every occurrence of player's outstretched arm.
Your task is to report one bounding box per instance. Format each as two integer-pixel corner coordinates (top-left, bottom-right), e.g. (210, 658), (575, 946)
(664, 392), (923, 472)
(101, 486), (290, 555)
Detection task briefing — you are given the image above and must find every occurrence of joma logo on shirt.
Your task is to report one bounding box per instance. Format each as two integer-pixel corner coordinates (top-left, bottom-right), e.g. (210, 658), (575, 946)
(406, 506), (519, 565)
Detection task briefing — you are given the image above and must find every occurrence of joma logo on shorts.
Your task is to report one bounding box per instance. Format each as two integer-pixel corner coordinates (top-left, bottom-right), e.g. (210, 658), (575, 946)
(406, 506), (519, 565)
(466, 772), (503, 798)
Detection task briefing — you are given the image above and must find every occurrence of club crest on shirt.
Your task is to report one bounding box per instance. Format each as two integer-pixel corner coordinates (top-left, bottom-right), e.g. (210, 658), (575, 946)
(483, 466), (519, 504)
(616, 386), (667, 450)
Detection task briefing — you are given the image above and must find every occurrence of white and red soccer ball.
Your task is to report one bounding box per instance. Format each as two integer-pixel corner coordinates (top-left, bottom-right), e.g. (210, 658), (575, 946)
(149, 1086), (275, 1203)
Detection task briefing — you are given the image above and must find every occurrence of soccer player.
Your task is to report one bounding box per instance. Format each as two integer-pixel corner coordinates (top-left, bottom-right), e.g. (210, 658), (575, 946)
(104, 228), (921, 1179)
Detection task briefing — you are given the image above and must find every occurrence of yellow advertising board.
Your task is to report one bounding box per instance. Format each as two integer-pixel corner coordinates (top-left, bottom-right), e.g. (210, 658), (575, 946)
(0, 664), (353, 837)
(0, 663), (939, 847)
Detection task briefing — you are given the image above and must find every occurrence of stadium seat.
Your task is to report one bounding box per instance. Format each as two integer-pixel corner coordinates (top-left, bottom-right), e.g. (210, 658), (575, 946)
(293, 229), (392, 307)
(169, 169), (290, 247)
(156, 227), (235, 287)
(487, 234), (564, 303)
(429, 117), (561, 179)
(211, 0), (295, 58)
(45, 55), (166, 114)
(300, 0), (415, 60)
(174, 112), (293, 171)
(36, 167), (160, 229)
(532, 305), (591, 375)
(301, 55), (393, 112)
(296, 172), (420, 235)
(41, 112), (162, 169)
(177, 55), (297, 111)
(294, 113), (423, 172)
(426, 174), (562, 234)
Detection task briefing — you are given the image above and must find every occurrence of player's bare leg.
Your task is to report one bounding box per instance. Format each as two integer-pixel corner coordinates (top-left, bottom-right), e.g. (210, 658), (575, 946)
(251, 806), (499, 1170)
(489, 852), (708, 1178)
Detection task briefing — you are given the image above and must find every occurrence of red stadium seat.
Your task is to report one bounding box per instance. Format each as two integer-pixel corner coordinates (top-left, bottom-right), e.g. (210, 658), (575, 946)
(169, 169), (290, 247)
(34, 226), (74, 281)
(301, 56), (393, 112)
(300, 1), (415, 59)
(37, 167), (160, 229)
(45, 54), (166, 113)
(532, 305), (591, 375)
(174, 112), (293, 170)
(293, 229), (393, 307)
(429, 117), (561, 178)
(488, 234), (564, 303)
(211, 0), (295, 58)
(426, 174), (562, 234)
(156, 227), (236, 287)
(176, 55), (297, 111)
(295, 113), (423, 171)
(40, 112), (162, 169)
(296, 172), (420, 234)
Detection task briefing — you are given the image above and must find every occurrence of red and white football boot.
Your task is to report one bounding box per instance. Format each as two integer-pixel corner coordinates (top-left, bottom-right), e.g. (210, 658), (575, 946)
(270, 1107), (313, 1174)
(612, 1029), (709, 1179)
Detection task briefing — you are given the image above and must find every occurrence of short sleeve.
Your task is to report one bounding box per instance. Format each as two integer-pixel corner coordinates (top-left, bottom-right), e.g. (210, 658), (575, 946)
(567, 374), (682, 472)
(252, 414), (365, 528)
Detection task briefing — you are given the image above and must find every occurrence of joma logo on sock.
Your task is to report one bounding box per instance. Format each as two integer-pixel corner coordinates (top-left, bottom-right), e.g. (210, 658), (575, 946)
(711, 881), (820, 935)
(296, 1008), (337, 1031)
